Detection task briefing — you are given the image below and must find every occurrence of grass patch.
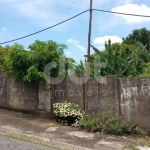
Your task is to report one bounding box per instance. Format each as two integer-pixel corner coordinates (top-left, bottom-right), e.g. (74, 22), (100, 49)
(123, 144), (139, 150)
(73, 112), (146, 136)
(133, 136), (150, 147)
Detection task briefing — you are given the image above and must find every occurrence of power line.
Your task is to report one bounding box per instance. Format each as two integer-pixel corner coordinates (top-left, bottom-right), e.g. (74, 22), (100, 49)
(1, 9), (150, 45)
(93, 9), (150, 17)
(0, 9), (90, 44)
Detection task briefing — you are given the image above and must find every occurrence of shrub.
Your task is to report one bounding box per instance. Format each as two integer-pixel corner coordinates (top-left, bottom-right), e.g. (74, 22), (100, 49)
(73, 112), (146, 136)
(53, 102), (84, 125)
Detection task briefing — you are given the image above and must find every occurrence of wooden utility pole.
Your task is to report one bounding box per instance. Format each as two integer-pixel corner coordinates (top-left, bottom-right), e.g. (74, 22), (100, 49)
(85, 0), (93, 113)
(86, 0), (93, 77)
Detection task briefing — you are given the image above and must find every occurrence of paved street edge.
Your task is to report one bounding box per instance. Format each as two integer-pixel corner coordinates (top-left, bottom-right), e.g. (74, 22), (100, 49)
(0, 128), (93, 150)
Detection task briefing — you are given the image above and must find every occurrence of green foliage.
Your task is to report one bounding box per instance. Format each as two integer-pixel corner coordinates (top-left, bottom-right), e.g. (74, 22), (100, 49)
(91, 40), (150, 78)
(123, 27), (150, 50)
(73, 112), (146, 136)
(27, 40), (67, 78)
(139, 62), (150, 77)
(1, 28), (150, 81)
(75, 60), (85, 76)
(23, 66), (45, 84)
(91, 40), (128, 77)
(89, 27), (150, 78)
(4, 43), (29, 79)
(127, 42), (150, 77)
(0, 40), (72, 86)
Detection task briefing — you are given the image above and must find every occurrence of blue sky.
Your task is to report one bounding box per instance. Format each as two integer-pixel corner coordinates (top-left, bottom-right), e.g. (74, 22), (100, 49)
(0, 0), (150, 63)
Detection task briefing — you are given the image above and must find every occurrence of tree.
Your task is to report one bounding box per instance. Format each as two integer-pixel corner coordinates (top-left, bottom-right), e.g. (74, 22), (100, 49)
(123, 27), (150, 50)
(91, 40), (128, 77)
(1, 40), (72, 86)
(140, 62), (150, 77)
(75, 60), (85, 76)
(91, 40), (150, 78)
(127, 42), (150, 77)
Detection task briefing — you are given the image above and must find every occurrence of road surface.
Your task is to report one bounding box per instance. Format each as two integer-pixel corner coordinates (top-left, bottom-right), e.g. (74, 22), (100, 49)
(0, 135), (59, 150)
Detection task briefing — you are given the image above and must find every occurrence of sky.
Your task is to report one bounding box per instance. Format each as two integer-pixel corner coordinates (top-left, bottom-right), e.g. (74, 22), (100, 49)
(0, 0), (150, 63)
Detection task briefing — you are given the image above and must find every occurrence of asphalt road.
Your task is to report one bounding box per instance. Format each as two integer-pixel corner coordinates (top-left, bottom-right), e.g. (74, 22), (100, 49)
(0, 135), (59, 150)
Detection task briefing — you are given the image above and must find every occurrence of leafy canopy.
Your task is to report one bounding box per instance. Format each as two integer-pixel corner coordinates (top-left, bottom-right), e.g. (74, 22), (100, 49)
(123, 27), (150, 50)
(91, 39), (150, 78)
(1, 40), (74, 86)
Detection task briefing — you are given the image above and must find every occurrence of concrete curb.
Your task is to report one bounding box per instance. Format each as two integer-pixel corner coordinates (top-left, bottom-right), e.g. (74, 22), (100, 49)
(0, 128), (93, 150)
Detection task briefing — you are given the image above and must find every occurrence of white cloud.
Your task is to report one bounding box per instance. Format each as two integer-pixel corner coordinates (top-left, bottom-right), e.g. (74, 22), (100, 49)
(68, 38), (86, 52)
(68, 39), (78, 44)
(112, 4), (150, 24)
(94, 36), (122, 44)
(93, 36), (122, 51)
(2, 27), (6, 31)
(65, 51), (71, 55)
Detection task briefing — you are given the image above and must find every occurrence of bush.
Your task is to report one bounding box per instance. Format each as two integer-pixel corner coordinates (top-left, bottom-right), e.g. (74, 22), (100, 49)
(53, 102), (85, 125)
(73, 112), (146, 136)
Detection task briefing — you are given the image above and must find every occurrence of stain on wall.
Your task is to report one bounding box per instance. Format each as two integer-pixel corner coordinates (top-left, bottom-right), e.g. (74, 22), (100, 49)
(38, 82), (51, 111)
(119, 77), (150, 129)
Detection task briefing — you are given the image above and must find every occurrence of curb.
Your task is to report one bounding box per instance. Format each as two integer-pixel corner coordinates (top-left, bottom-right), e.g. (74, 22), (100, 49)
(0, 128), (93, 150)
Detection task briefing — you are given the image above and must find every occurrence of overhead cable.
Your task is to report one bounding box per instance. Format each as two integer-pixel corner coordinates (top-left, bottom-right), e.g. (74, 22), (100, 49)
(1, 9), (150, 44)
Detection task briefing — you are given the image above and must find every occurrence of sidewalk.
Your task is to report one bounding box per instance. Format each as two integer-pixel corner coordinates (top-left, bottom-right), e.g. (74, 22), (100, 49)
(0, 108), (149, 150)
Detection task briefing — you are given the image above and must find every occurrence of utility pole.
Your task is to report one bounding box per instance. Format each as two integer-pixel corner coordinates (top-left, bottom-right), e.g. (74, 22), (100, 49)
(85, 0), (93, 113)
(86, 0), (93, 77)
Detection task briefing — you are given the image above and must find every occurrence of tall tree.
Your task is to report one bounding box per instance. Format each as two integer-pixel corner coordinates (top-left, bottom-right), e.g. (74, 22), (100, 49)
(91, 40), (128, 77)
(122, 27), (150, 50)
(91, 40), (150, 78)
(1, 40), (72, 86)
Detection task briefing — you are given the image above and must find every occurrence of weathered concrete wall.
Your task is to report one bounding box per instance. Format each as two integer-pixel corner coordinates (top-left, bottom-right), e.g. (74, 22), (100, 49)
(0, 73), (39, 111)
(53, 75), (150, 129)
(119, 77), (150, 129)
(1, 71), (150, 129)
(0, 73), (7, 105)
(53, 75), (119, 114)
(38, 82), (51, 111)
(85, 75), (119, 115)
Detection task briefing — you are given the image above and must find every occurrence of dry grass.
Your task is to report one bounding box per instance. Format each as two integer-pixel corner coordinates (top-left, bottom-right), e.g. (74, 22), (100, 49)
(123, 144), (139, 150)
(133, 136), (150, 147)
